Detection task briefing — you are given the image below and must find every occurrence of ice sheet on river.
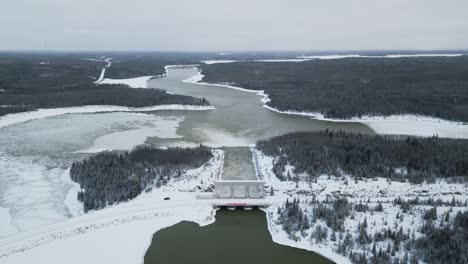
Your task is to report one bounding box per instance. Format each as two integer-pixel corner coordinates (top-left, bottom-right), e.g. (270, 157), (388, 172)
(77, 116), (184, 153)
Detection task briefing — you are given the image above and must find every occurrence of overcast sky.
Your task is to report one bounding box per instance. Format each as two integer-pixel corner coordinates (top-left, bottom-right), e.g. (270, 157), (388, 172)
(1, 0), (467, 51)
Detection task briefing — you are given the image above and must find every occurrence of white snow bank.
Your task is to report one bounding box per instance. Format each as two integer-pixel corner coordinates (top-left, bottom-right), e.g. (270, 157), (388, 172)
(183, 68), (268, 98)
(255, 59), (311, 62)
(202, 60), (237, 65)
(100, 76), (155, 88)
(201, 59), (311, 64)
(0, 105), (214, 129)
(358, 115), (468, 139)
(262, 107), (468, 138)
(297, 53), (464, 59)
(0, 208), (18, 238)
(201, 54), (464, 65)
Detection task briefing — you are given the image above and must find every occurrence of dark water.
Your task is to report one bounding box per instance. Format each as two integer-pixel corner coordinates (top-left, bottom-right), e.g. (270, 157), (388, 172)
(144, 209), (333, 264)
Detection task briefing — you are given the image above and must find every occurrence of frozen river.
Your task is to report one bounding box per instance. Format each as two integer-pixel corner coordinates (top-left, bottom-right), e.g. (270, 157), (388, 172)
(0, 66), (373, 237)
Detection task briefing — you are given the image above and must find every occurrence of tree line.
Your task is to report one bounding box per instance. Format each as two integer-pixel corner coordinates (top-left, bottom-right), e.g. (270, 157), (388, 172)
(70, 145), (212, 212)
(276, 197), (468, 264)
(0, 53), (209, 116)
(256, 130), (468, 183)
(200, 56), (468, 122)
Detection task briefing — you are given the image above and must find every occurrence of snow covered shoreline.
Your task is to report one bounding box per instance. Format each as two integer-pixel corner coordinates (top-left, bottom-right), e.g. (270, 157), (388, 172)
(100, 75), (155, 88)
(0, 150), (225, 264)
(202, 53), (464, 65)
(251, 148), (468, 264)
(262, 207), (352, 264)
(262, 106), (468, 139)
(184, 67), (468, 139)
(0, 105), (215, 129)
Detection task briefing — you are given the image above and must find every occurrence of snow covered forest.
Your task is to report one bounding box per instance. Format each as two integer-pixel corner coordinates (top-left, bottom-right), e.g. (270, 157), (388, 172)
(257, 130), (468, 183)
(70, 145), (213, 212)
(200, 56), (468, 122)
(255, 130), (468, 264)
(274, 197), (468, 264)
(0, 53), (209, 116)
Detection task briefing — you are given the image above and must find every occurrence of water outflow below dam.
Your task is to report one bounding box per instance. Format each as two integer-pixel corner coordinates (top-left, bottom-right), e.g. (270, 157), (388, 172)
(144, 209), (334, 264)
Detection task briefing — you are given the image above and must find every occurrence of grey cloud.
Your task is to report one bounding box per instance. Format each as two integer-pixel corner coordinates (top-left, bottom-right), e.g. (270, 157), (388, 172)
(1, 0), (467, 51)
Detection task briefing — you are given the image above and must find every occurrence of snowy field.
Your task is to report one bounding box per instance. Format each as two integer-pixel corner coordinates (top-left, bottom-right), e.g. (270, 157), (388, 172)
(99, 76), (155, 88)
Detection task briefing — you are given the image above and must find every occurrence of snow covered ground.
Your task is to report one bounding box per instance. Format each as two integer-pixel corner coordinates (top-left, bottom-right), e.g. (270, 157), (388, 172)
(183, 67), (270, 101)
(0, 208), (18, 238)
(201, 53), (464, 65)
(251, 148), (468, 264)
(298, 53), (464, 59)
(262, 106), (468, 139)
(0, 150), (224, 264)
(202, 60), (238, 65)
(100, 76), (155, 88)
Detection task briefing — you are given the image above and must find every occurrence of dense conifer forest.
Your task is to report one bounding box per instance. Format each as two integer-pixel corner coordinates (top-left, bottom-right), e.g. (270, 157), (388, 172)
(70, 145), (212, 212)
(0, 53), (209, 116)
(200, 56), (468, 122)
(256, 131), (468, 183)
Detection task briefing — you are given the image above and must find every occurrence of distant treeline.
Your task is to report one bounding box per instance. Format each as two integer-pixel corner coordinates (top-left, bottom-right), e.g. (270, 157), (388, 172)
(256, 131), (468, 183)
(104, 59), (168, 79)
(0, 54), (209, 116)
(70, 145), (212, 212)
(0, 83), (209, 116)
(200, 57), (468, 122)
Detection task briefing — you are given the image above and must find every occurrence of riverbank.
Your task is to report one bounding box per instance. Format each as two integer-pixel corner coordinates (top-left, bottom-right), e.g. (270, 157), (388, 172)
(185, 66), (468, 139)
(0, 150), (224, 263)
(251, 147), (468, 264)
(201, 53), (464, 65)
